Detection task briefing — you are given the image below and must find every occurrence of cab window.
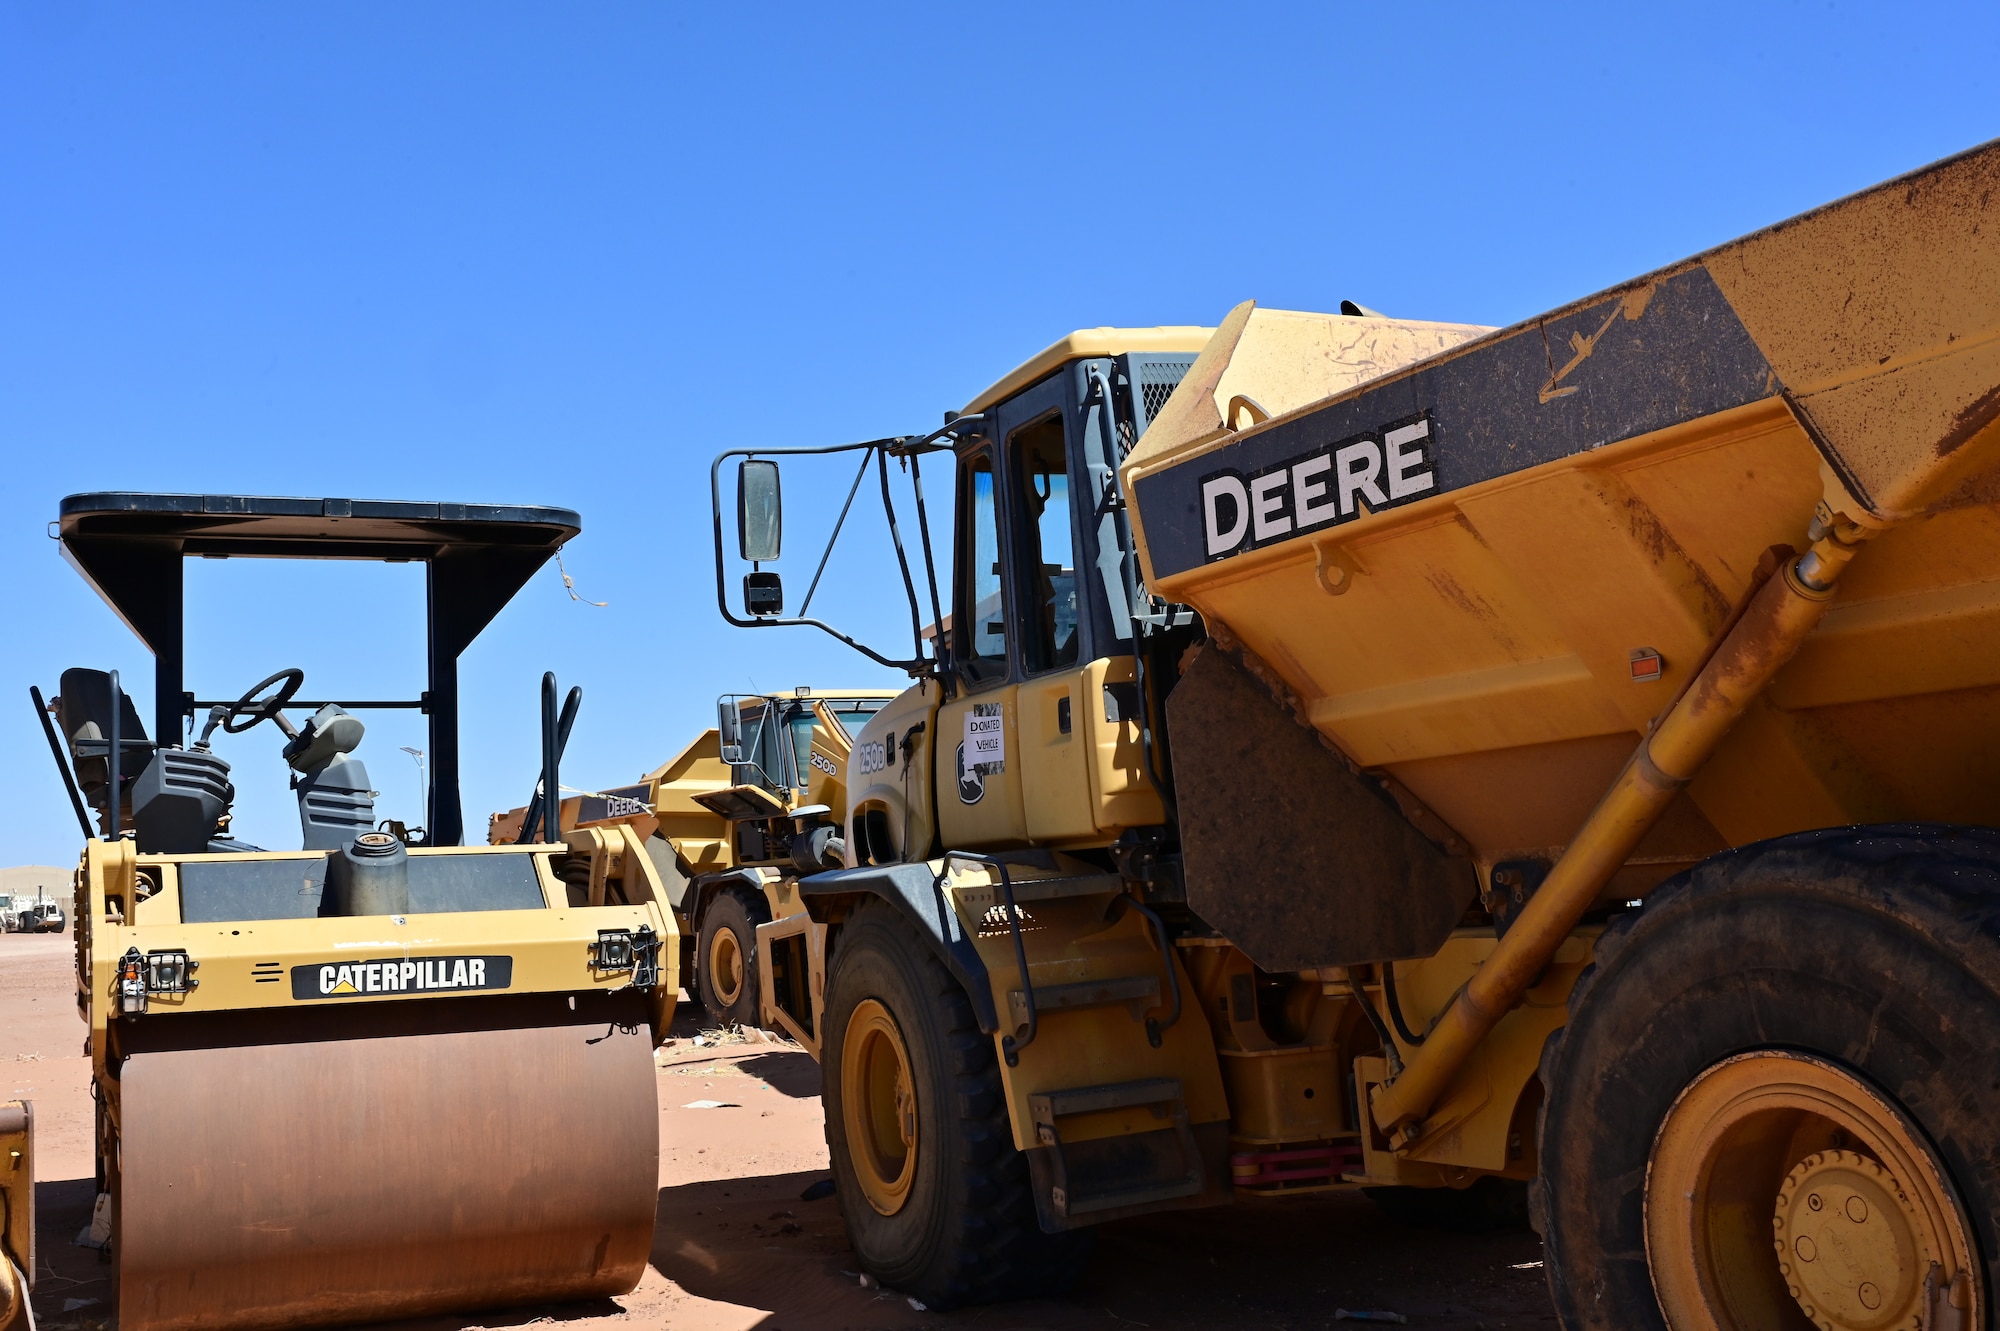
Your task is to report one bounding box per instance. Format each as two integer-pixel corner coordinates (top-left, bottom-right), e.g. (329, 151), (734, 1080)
(1013, 414), (1078, 674)
(958, 450), (1009, 684)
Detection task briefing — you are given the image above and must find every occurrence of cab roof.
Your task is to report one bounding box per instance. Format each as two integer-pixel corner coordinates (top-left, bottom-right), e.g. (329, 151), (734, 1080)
(960, 326), (1215, 416)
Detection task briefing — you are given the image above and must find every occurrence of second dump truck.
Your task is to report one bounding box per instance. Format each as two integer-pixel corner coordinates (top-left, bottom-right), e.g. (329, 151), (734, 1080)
(492, 686), (892, 1032)
(714, 140), (2000, 1331)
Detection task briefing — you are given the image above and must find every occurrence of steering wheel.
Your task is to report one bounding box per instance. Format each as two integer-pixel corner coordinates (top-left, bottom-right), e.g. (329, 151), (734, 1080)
(222, 668), (306, 734)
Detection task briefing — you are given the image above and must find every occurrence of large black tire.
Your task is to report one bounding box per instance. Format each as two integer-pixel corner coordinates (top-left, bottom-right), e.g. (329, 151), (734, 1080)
(1536, 826), (2000, 1331)
(821, 900), (1092, 1309)
(695, 888), (765, 1027)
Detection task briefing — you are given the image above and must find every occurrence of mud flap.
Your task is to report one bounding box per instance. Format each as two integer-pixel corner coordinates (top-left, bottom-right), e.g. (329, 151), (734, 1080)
(1168, 646), (1476, 969)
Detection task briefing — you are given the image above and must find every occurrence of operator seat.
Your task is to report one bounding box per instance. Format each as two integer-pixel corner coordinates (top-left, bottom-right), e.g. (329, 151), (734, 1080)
(285, 705), (377, 850)
(55, 667), (156, 832)
(56, 668), (243, 854)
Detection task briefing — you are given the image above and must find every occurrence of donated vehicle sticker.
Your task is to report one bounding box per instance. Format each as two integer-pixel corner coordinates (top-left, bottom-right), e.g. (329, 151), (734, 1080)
(964, 703), (1005, 774)
(291, 955), (513, 1000)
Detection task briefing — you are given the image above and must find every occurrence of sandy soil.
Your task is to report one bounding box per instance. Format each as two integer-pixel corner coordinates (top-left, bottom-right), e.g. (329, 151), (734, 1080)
(2, 933), (1558, 1330)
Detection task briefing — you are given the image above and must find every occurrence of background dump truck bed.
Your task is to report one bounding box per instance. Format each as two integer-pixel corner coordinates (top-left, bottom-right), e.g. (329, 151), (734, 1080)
(1123, 140), (2000, 892)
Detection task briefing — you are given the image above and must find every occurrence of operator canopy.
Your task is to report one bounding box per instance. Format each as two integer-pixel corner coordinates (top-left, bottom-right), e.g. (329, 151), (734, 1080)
(48, 492), (580, 851)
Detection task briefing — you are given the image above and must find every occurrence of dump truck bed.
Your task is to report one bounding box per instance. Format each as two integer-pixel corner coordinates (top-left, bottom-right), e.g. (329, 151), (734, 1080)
(1122, 139), (2000, 883)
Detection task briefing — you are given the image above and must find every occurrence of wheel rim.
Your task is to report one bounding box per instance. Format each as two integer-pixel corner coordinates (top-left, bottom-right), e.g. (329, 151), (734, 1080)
(1645, 1050), (1981, 1331)
(841, 997), (918, 1216)
(708, 923), (744, 1007)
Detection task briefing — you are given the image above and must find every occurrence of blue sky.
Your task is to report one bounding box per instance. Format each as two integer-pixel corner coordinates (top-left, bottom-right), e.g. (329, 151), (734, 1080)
(3, 1), (1995, 864)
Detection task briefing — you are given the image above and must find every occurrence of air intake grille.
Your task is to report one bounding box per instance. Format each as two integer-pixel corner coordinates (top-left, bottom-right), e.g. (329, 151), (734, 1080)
(1129, 356), (1197, 437)
(1140, 375), (1182, 423)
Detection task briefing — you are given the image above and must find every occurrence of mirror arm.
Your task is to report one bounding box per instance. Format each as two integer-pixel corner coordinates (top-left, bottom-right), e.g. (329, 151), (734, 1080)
(798, 446), (875, 618)
(708, 440), (940, 675)
(907, 448), (947, 672)
(876, 448), (928, 670)
(887, 413), (985, 457)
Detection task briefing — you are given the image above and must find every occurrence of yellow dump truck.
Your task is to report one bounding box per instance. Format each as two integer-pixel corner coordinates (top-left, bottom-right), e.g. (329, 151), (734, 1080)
(491, 687), (893, 1032)
(712, 140), (2000, 1330)
(31, 494), (680, 1331)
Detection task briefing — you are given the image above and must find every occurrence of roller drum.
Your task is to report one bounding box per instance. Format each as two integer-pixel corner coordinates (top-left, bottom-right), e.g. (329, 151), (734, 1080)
(112, 991), (658, 1331)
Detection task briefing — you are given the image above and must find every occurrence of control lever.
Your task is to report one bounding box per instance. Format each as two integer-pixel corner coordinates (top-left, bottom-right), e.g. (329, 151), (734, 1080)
(195, 704), (230, 749)
(517, 675), (582, 845)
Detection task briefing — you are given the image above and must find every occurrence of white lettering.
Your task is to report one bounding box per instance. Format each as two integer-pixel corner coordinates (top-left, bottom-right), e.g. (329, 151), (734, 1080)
(1293, 454), (1337, 526)
(1202, 474), (1249, 556)
(1383, 420), (1435, 499)
(1250, 471), (1291, 542)
(471, 958), (487, 987)
(319, 965), (336, 995)
(1336, 440), (1387, 515)
(401, 961), (417, 988)
(336, 964), (355, 992)
(452, 959), (470, 987)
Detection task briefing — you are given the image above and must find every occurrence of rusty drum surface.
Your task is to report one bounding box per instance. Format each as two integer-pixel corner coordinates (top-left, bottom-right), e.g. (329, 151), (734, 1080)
(113, 991), (658, 1331)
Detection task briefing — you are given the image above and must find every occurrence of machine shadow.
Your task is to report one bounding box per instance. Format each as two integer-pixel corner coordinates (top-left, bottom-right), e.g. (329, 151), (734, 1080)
(646, 1169), (1559, 1331)
(732, 1050), (819, 1097)
(29, 1176), (112, 1324)
(360, 1297), (626, 1331)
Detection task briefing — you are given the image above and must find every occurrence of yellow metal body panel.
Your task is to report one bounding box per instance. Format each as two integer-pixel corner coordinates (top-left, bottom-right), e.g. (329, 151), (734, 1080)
(844, 679), (943, 864)
(77, 830), (682, 1095)
(639, 727), (733, 873)
(936, 861), (1228, 1153)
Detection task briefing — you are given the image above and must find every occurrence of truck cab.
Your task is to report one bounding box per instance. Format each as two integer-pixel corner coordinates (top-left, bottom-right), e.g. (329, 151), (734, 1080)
(827, 330), (1211, 869)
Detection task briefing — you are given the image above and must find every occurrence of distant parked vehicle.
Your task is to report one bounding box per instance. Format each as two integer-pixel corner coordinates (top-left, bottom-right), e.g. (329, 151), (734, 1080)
(0, 894), (16, 932)
(17, 900), (64, 933)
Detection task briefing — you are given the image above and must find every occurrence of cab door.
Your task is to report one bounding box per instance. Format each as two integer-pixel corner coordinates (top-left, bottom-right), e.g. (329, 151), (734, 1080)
(935, 371), (1096, 849)
(1006, 377), (1102, 845)
(935, 421), (1029, 849)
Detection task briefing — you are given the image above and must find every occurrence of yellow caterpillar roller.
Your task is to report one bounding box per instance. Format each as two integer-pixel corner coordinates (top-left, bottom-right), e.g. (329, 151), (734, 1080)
(33, 494), (679, 1331)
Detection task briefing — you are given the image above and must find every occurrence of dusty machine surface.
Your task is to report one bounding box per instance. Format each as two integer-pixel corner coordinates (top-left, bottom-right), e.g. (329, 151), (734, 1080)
(490, 686), (893, 1036)
(0, 1101), (29, 1331)
(32, 493), (681, 1331)
(711, 139), (2000, 1330)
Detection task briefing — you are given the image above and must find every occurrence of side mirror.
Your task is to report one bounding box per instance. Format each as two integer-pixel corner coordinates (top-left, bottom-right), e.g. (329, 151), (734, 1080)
(717, 698), (745, 765)
(738, 459), (782, 562)
(743, 571), (784, 617)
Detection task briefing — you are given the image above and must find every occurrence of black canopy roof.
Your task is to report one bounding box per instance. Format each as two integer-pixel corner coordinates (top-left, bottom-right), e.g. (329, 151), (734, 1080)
(57, 492), (583, 846)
